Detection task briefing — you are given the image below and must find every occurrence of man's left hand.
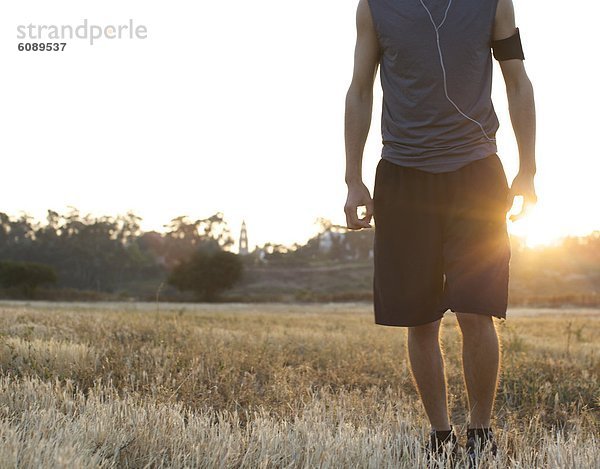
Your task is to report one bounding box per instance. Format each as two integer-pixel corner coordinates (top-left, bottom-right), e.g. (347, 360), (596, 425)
(506, 170), (537, 221)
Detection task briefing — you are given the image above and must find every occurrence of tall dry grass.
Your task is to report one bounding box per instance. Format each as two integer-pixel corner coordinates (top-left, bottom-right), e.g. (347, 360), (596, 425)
(0, 302), (598, 468)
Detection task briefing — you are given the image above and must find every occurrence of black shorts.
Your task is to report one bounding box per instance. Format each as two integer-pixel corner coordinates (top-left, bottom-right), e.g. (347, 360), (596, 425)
(372, 154), (511, 327)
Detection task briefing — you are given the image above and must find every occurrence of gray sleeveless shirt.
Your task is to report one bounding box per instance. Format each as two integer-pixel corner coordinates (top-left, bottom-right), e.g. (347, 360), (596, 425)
(368, 0), (500, 173)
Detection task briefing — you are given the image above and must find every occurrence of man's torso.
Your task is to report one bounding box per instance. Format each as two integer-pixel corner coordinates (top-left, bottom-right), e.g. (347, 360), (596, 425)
(368, 0), (501, 173)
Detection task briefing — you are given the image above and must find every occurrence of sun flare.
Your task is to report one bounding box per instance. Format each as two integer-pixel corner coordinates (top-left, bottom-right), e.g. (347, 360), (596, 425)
(506, 196), (588, 248)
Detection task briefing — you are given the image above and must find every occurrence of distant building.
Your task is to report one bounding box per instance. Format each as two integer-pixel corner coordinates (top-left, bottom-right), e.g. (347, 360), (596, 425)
(318, 230), (344, 253)
(239, 220), (249, 255)
(257, 247), (267, 262)
(317, 228), (374, 260)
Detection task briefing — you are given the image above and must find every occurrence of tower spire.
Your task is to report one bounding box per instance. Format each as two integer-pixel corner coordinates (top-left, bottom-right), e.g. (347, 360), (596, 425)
(239, 220), (248, 255)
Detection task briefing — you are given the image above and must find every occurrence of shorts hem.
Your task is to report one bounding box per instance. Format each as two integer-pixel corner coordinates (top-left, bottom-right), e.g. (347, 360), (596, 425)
(443, 306), (507, 321)
(373, 312), (446, 328)
(448, 309), (507, 321)
(373, 307), (507, 327)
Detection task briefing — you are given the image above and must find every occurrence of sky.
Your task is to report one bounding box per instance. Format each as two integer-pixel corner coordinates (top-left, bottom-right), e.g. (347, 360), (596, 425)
(1, 0), (599, 252)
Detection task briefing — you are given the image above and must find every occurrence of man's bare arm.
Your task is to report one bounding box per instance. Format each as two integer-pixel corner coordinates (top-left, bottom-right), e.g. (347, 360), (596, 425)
(493, 0), (537, 219)
(344, 0), (380, 229)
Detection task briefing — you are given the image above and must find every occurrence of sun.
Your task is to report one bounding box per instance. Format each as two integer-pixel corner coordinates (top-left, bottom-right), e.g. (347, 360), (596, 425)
(506, 197), (563, 248)
(509, 220), (562, 248)
(505, 196), (598, 248)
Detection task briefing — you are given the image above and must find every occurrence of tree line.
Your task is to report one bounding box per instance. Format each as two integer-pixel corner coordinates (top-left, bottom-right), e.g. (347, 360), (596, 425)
(1, 208), (598, 304)
(0, 208), (242, 299)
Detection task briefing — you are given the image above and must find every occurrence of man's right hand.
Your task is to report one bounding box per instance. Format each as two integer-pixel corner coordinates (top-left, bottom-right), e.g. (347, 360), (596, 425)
(344, 182), (374, 230)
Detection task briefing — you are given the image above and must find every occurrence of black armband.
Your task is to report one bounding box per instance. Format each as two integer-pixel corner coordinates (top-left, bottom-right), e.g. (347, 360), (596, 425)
(491, 27), (525, 61)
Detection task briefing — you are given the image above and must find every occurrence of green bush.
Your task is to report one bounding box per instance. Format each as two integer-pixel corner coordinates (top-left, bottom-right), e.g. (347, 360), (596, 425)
(167, 250), (243, 301)
(0, 261), (57, 298)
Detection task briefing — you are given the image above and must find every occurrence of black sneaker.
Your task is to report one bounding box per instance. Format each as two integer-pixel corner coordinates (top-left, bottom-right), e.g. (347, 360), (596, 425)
(465, 427), (498, 468)
(425, 425), (459, 467)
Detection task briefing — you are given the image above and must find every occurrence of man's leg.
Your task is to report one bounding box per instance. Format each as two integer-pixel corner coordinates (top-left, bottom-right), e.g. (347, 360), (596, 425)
(407, 318), (451, 431)
(455, 313), (501, 428)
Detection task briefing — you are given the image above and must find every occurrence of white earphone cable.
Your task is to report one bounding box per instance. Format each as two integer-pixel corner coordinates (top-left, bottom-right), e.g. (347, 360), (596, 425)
(417, 0), (496, 142)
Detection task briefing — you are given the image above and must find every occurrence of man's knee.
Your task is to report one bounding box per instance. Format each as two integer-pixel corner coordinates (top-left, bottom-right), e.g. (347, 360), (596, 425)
(455, 313), (495, 336)
(408, 318), (441, 338)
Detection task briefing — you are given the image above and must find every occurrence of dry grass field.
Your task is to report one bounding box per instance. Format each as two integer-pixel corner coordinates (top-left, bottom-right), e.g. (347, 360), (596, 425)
(0, 301), (598, 468)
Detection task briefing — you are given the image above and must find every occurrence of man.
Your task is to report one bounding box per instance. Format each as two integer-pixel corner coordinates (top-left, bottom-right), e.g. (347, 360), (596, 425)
(344, 0), (536, 465)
